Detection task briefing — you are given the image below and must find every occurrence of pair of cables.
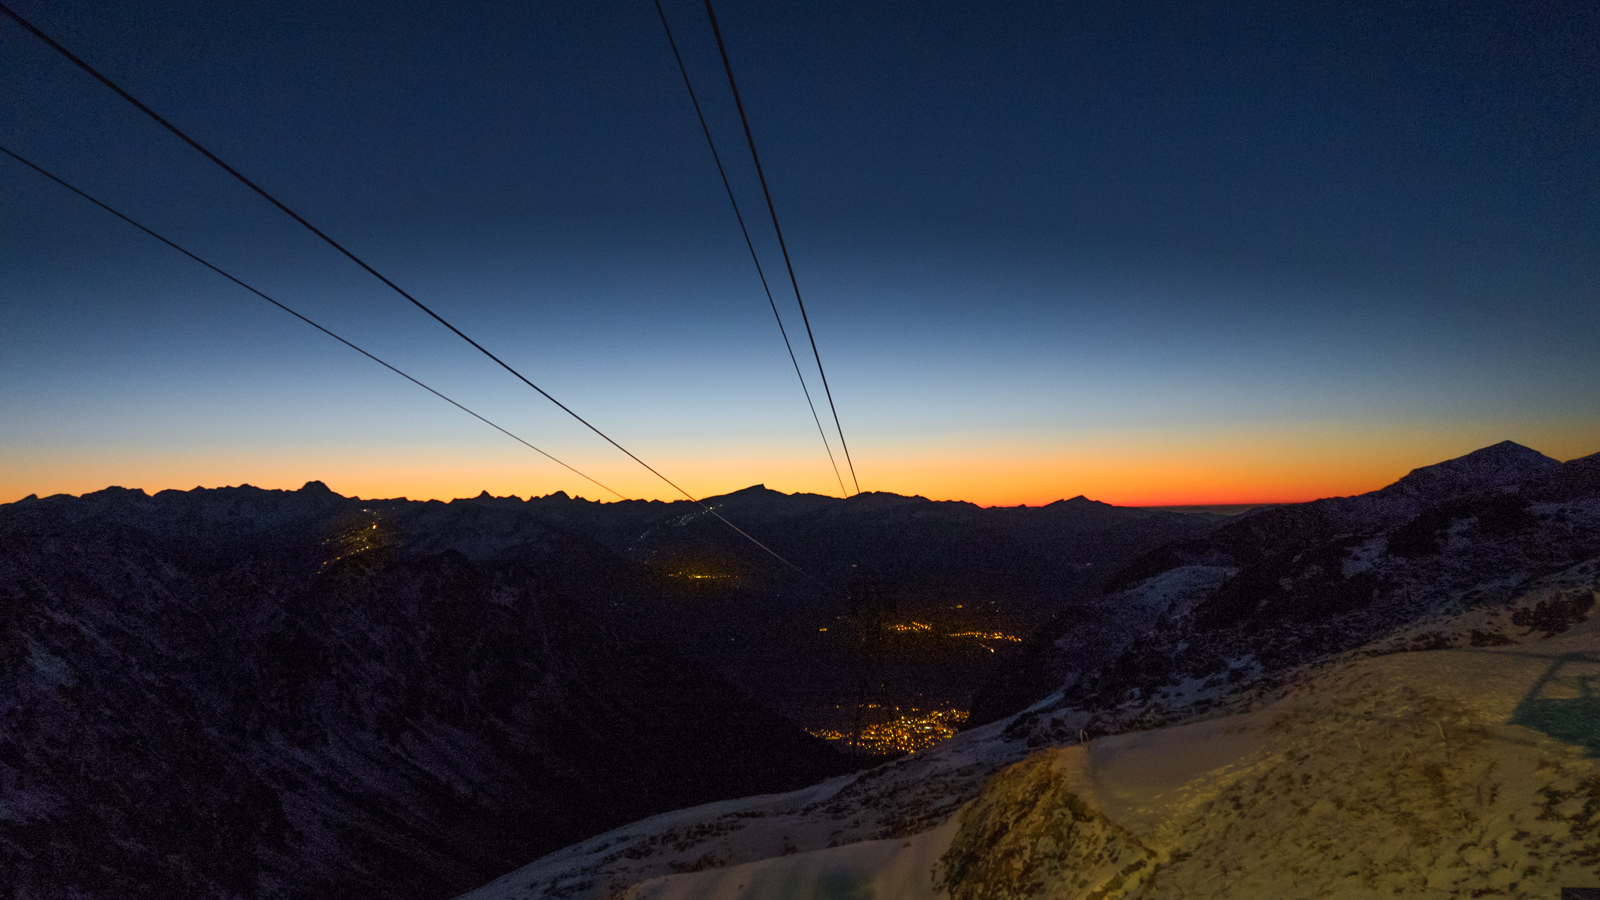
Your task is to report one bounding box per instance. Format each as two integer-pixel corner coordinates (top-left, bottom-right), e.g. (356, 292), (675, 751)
(0, 145), (626, 503)
(0, 1), (831, 587)
(651, 0), (861, 499)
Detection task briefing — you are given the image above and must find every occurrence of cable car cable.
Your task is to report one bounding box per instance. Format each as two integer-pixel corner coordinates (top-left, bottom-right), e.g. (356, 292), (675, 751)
(650, 0), (847, 499)
(0, 144), (627, 501)
(700, 0), (862, 495)
(0, 3), (826, 587)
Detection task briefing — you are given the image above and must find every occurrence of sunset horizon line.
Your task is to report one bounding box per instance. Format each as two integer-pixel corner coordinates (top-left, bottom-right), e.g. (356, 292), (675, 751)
(0, 478), (1430, 514)
(7, 438), (1593, 512)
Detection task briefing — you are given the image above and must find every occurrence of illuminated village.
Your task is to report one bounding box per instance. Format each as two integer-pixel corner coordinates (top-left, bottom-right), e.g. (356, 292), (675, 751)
(319, 509), (389, 570)
(806, 706), (970, 755)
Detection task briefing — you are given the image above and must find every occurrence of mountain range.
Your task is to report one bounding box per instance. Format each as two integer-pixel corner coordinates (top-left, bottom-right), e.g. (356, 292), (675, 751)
(453, 440), (1600, 899)
(4, 441), (1595, 898)
(0, 473), (1215, 899)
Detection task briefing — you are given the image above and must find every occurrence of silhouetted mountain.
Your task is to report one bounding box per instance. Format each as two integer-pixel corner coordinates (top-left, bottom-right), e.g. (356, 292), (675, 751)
(627, 487), (1215, 603)
(986, 441), (1600, 741)
(0, 486), (846, 900)
(0, 480), (1221, 900)
(11, 444), (1593, 900)
(1526, 450), (1600, 502)
(456, 443), (1600, 900)
(603, 486), (1220, 734)
(1098, 441), (1563, 596)
(1381, 439), (1560, 500)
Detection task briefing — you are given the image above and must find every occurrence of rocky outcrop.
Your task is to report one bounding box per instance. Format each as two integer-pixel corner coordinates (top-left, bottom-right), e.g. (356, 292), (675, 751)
(936, 753), (1155, 900)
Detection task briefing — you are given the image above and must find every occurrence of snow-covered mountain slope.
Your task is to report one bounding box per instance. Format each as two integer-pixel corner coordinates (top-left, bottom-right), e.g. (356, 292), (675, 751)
(944, 621), (1600, 898)
(1005, 443), (1600, 745)
(457, 442), (1599, 900)
(453, 720), (1036, 900)
(934, 621), (1600, 899)
(461, 581), (1600, 900)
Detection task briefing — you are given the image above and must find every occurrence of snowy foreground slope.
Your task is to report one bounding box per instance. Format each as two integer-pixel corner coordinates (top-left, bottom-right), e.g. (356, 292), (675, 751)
(459, 567), (1599, 899)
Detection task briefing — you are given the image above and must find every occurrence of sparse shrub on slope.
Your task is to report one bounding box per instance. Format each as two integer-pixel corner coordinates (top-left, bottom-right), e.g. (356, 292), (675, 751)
(1512, 590), (1596, 637)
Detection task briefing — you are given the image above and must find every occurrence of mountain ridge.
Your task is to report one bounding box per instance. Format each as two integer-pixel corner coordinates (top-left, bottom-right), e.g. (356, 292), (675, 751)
(0, 473), (1228, 899)
(993, 440), (1600, 738)
(455, 441), (1600, 900)
(0, 488), (851, 900)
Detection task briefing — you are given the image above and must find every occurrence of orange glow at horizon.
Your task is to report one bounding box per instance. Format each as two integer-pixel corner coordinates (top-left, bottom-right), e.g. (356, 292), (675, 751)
(6, 421), (1594, 509)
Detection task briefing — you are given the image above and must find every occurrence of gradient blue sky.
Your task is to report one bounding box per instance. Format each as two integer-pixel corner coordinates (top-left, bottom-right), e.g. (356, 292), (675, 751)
(3, 0), (1597, 506)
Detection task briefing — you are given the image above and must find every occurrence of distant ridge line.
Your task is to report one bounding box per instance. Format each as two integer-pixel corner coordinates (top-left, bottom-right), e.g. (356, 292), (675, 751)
(0, 3), (825, 589)
(0, 143), (627, 502)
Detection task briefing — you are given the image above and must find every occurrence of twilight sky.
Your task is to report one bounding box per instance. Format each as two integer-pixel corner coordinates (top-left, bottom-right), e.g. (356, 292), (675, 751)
(3, 0), (1597, 507)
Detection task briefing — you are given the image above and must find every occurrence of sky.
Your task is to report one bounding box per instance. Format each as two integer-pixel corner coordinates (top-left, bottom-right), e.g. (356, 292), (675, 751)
(3, 0), (1598, 507)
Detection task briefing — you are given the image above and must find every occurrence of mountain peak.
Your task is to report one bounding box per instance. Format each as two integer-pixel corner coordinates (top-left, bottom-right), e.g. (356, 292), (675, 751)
(1387, 441), (1560, 500)
(1053, 495), (1111, 507)
(300, 480), (333, 494)
(84, 486), (149, 500)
